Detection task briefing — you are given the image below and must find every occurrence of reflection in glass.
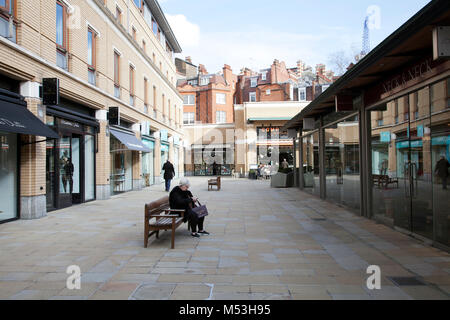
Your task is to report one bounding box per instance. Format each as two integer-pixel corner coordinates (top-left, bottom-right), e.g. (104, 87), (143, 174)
(324, 118), (360, 211)
(0, 132), (17, 222)
(59, 137), (71, 194)
(302, 131), (320, 197)
(370, 85), (434, 239)
(142, 140), (155, 187)
(46, 139), (55, 209)
(431, 77), (450, 247)
(85, 135), (95, 201)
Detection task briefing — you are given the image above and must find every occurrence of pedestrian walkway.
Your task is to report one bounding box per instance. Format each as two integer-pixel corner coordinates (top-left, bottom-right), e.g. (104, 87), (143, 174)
(0, 177), (449, 300)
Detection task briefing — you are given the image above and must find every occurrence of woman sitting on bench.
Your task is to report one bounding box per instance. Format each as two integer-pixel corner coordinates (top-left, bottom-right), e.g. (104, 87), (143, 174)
(169, 178), (210, 238)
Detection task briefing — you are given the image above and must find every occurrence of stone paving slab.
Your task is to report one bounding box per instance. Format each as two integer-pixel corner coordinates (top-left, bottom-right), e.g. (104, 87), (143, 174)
(0, 177), (449, 300)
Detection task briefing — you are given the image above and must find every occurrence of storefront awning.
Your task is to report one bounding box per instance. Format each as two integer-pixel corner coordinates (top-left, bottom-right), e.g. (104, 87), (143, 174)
(0, 100), (59, 138)
(110, 129), (151, 152)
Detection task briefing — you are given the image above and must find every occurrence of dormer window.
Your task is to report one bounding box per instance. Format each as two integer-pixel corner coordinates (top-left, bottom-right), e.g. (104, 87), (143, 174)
(250, 77), (257, 88)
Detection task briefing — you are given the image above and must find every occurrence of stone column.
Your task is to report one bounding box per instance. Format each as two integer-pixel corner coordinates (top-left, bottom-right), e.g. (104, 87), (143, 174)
(19, 81), (47, 219)
(154, 132), (162, 184)
(132, 124), (143, 190)
(95, 110), (111, 200)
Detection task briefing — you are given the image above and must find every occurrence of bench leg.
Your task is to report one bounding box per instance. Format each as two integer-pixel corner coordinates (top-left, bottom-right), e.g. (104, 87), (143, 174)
(156, 230), (159, 239)
(171, 225), (176, 249)
(144, 224), (149, 248)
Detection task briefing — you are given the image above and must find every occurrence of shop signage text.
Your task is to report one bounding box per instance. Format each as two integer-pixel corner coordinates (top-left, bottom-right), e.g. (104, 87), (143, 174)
(0, 118), (25, 128)
(382, 58), (433, 94)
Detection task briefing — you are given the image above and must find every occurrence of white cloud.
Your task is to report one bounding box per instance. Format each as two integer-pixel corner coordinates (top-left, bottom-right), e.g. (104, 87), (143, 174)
(176, 28), (360, 74)
(165, 14), (360, 75)
(165, 14), (200, 48)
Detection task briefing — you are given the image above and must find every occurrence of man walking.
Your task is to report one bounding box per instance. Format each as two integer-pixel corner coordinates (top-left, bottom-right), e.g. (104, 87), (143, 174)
(435, 155), (450, 190)
(162, 160), (175, 192)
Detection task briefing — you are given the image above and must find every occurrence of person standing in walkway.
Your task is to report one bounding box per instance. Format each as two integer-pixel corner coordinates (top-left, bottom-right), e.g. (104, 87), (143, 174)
(169, 178), (209, 238)
(435, 155), (450, 190)
(162, 160), (175, 192)
(281, 158), (289, 170)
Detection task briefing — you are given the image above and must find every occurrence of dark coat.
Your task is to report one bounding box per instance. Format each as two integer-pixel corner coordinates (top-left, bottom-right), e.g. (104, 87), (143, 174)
(162, 161), (175, 180)
(435, 158), (450, 178)
(169, 186), (195, 222)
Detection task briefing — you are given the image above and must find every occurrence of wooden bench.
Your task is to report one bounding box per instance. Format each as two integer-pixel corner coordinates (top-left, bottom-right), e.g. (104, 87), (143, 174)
(372, 174), (399, 189)
(208, 176), (221, 191)
(144, 196), (186, 249)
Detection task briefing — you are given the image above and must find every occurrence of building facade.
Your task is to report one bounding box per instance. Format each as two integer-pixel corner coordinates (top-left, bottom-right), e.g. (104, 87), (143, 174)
(178, 62), (237, 125)
(182, 101), (309, 177)
(284, 0), (450, 251)
(0, 0), (184, 223)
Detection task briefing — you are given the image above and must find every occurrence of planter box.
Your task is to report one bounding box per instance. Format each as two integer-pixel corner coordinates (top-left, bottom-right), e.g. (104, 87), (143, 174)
(270, 172), (294, 188)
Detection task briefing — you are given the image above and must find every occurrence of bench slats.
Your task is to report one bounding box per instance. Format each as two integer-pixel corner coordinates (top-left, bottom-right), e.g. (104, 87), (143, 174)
(151, 217), (183, 227)
(144, 195), (186, 249)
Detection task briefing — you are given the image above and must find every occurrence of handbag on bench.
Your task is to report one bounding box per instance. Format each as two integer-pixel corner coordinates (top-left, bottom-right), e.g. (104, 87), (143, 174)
(191, 200), (209, 218)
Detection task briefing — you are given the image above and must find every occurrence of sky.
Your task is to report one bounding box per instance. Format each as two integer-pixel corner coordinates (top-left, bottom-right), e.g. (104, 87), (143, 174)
(159, 0), (432, 75)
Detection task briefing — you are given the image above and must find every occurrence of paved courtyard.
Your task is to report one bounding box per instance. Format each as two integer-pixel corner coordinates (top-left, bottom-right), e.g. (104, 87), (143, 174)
(0, 177), (449, 300)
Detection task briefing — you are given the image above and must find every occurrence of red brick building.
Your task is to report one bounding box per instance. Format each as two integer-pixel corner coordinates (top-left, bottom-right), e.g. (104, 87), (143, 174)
(177, 61), (237, 125)
(235, 59), (336, 104)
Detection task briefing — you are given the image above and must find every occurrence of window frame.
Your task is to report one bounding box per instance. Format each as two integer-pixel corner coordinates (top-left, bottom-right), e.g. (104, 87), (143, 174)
(216, 111), (226, 124)
(144, 77), (149, 107)
(0, 0), (14, 17)
(56, 1), (68, 51)
(250, 77), (257, 88)
(129, 64), (135, 105)
(216, 93), (226, 105)
(115, 5), (122, 24)
(249, 92), (256, 102)
(183, 112), (195, 125)
(299, 88), (306, 101)
(113, 50), (121, 96)
(87, 27), (96, 70)
(183, 94), (195, 105)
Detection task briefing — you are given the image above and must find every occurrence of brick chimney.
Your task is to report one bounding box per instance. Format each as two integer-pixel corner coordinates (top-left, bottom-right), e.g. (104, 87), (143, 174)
(198, 64), (208, 75)
(185, 56), (192, 64)
(223, 64), (232, 85)
(243, 68), (252, 77)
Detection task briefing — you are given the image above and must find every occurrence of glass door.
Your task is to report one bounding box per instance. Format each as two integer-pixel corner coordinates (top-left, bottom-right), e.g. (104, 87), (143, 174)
(71, 134), (82, 204)
(370, 88), (433, 239)
(58, 135), (72, 208)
